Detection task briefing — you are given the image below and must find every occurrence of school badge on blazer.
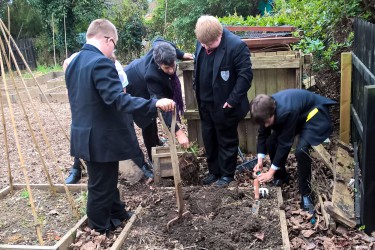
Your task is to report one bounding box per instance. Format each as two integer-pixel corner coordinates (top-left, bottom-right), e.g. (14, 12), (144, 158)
(221, 70), (230, 81)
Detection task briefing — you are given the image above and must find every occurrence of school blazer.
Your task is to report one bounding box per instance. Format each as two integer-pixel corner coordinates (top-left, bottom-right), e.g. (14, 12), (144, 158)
(65, 44), (157, 162)
(194, 29), (253, 121)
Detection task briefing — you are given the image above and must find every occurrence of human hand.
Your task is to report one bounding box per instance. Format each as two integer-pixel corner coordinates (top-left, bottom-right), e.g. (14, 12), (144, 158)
(183, 53), (194, 60)
(176, 129), (189, 148)
(156, 98), (175, 112)
(257, 170), (275, 184)
(222, 102), (233, 109)
(253, 158), (263, 174)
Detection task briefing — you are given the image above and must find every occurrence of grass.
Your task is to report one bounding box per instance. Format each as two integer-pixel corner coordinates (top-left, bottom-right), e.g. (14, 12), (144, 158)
(2, 64), (63, 79)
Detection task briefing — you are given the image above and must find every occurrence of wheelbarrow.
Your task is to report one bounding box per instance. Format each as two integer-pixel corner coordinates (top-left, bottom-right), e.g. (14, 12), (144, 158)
(157, 108), (190, 231)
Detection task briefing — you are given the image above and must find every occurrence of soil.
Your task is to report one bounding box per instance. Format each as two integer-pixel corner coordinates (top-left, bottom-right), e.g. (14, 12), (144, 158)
(0, 188), (86, 246)
(119, 184), (282, 250)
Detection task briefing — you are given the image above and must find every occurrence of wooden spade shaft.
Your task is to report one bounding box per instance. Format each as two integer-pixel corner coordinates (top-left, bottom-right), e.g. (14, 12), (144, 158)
(158, 109), (184, 216)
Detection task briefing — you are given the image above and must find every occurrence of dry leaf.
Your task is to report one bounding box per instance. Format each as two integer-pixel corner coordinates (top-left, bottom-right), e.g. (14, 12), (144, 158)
(254, 231), (265, 241)
(304, 242), (316, 249)
(302, 229), (315, 238)
(48, 209), (59, 215)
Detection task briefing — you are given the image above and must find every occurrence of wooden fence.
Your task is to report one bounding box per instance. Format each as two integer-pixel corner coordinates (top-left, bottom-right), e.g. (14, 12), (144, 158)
(350, 18), (375, 235)
(180, 50), (306, 153)
(5, 38), (37, 71)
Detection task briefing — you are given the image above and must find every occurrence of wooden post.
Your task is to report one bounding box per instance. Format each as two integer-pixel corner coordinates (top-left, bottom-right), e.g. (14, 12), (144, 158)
(340, 52), (352, 144)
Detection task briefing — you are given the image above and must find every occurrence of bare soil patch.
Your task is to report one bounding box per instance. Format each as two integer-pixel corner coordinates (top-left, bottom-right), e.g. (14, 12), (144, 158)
(120, 183), (282, 250)
(0, 187), (86, 246)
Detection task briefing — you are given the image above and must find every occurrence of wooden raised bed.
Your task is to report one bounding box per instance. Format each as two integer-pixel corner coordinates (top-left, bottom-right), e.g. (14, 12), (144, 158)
(0, 184), (141, 250)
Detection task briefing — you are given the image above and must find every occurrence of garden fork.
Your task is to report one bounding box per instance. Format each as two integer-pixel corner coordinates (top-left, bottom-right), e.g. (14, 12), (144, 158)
(157, 108), (190, 231)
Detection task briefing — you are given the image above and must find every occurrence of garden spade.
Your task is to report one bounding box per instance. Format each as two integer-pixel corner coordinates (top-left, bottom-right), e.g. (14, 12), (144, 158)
(158, 109), (190, 231)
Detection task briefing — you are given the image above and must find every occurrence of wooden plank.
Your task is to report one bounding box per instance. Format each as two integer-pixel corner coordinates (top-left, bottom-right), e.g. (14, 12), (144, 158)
(0, 245), (55, 250)
(312, 145), (334, 175)
(277, 187), (291, 250)
(252, 59), (301, 69)
(54, 215), (88, 250)
(238, 120), (247, 150)
(242, 37), (300, 47)
(245, 120), (258, 154)
(225, 26), (296, 32)
(362, 86), (375, 234)
(178, 61), (194, 71)
(326, 147), (355, 228)
(8, 184), (87, 193)
(352, 53), (375, 85)
(266, 68), (278, 94)
(184, 109), (200, 120)
(340, 52), (352, 144)
(152, 147), (161, 184)
(110, 205), (143, 250)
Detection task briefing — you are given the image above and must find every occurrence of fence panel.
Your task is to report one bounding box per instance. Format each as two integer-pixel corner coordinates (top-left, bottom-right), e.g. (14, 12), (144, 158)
(351, 18), (375, 235)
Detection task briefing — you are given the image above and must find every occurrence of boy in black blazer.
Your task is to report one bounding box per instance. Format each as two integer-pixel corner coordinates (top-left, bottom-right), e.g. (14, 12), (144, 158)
(194, 15), (253, 187)
(250, 89), (336, 213)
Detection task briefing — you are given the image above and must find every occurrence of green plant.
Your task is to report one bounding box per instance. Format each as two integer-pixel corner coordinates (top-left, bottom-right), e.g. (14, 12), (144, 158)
(359, 225), (366, 231)
(20, 189), (29, 199)
(75, 191), (88, 216)
(186, 141), (199, 157)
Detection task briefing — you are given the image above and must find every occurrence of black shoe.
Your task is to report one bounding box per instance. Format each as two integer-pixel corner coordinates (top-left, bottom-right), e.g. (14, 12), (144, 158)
(202, 173), (219, 185)
(65, 168), (81, 184)
(141, 164), (154, 179)
(215, 177), (234, 188)
(301, 195), (315, 214)
(272, 175), (290, 187)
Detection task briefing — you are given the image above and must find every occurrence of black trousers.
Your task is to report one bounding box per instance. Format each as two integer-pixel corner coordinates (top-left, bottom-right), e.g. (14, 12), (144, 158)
(86, 161), (128, 233)
(200, 102), (239, 178)
(267, 132), (312, 195)
(142, 119), (159, 160)
(72, 157), (81, 169)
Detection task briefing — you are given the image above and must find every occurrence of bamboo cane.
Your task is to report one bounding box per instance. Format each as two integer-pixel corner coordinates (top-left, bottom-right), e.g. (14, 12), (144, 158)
(0, 77), (13, 194)
(0, 20), (80, 219)
(0, 35), (56, 193)
(0, 35), (44, 246)
(0, 19), (88, 173)
(52, 14), (56, 67)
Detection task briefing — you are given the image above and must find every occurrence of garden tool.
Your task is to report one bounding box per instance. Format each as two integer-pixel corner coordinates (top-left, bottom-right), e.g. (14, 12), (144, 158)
(255, 171), (269, 198)
(236, 147), (258, 173)
(252, 178), (260, 214)
(158, 108), (190, 231)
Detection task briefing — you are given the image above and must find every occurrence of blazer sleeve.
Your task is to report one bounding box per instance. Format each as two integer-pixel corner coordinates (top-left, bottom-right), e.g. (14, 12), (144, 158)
(226, 42), (253, 107)
(92, 57), (158, 117)
(257, 125), (271, 154)
(146, 74), (181, 132)
(272, 111), (299, 168)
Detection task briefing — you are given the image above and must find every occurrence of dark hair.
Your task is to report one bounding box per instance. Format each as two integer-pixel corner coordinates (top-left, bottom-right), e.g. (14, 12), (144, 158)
(153, 42), (176, 67)
(249, 94), (276, 125)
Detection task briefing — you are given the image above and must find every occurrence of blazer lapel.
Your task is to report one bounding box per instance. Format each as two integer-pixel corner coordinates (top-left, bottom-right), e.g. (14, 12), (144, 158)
(212, 34), (226, 86)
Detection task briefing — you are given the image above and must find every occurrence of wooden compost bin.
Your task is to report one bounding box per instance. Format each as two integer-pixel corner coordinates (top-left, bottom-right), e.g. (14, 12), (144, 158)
(180, 50), (305, 153)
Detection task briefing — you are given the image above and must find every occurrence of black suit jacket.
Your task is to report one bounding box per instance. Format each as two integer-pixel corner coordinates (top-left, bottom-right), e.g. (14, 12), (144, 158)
(65, 44), (157, 162)
(194, 29), (253, 121)
(257, 89), (336, 168)
(125, 38), (185, 129)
